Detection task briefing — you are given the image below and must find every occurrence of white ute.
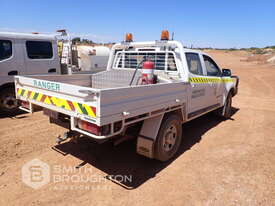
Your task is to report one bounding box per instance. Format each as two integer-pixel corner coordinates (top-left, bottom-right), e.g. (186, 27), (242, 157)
(0, 31), (64, 113)
(15, 31), (239, 161)
(0, 30), (108, 113)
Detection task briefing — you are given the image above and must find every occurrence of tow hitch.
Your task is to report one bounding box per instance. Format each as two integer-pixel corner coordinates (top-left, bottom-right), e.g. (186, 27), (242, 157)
(56, 130), (79, 144)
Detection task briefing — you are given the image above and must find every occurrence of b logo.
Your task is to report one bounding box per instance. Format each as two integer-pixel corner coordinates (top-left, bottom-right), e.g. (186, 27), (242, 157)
(30, 165), (44, 182)
(22, 159), (50, 189)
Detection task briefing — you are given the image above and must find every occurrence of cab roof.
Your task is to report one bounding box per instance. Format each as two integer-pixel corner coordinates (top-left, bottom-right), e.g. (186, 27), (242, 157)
(0, 31), (57, 41)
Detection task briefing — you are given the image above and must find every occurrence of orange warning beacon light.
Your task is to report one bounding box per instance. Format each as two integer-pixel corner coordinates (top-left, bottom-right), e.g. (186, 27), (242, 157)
(125, 33), (133, 42)
(161, 30), (170, 41)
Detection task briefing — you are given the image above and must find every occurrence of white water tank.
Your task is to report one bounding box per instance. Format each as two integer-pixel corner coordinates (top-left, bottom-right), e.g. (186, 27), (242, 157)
(77, 45), (110, 71)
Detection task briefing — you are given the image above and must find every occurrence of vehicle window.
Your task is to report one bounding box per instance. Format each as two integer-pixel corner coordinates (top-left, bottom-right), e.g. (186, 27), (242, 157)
(167, 53), (177, 71)
(116, 52), (177, 71)
(0, 40), (12, 61)
(203, 55), (221, 76)
(185, 53), (203, 75)
(26, 41), (53, 59)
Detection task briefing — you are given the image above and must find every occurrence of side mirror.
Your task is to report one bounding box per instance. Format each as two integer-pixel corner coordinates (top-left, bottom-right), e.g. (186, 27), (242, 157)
(222, 69), (232, 77)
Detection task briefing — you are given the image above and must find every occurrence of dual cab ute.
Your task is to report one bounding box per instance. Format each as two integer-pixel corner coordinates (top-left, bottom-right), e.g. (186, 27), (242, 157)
(15, 31), (239, 161)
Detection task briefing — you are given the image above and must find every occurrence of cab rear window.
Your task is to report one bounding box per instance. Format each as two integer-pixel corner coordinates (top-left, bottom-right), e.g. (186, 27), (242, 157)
(114, 51), (177, 71)
(26, 41), (53, 59)
(0, 40), (12, 61)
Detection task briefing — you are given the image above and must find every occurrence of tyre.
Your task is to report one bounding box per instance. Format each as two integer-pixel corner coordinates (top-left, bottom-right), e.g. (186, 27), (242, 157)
(0, 87), (20, 114)
(154, 114), (182, 162)
(215, 92), (232, 119)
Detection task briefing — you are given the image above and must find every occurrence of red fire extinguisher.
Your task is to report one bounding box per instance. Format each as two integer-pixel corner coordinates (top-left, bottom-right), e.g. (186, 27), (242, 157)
(141, 60), (155, 84)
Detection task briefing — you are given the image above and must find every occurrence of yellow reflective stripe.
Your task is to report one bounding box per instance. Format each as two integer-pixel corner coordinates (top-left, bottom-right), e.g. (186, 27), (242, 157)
(49, 96), (58, 106)
(44, 96), (51, 105)
(189, 77), (234, 83)
(17, 88), (22, 95)
(84, 105), (96, 117)
(36, 93), (43, 101)
(72, 102), (83, 114)
(16, 89), (96, 117)
(49, 97), (68, 111)
(223, 78), (234, 83)
(62, 100), (71, 111)
(30, 91), (36, 99)
(22, 90), (27, 97)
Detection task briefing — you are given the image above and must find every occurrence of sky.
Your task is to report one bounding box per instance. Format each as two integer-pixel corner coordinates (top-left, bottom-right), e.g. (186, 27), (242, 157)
(1, 0), (275, 48)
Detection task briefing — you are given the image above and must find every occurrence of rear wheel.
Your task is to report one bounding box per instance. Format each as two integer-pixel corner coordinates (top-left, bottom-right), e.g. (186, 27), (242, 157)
(0, 87), (20, 114)
(154, 114), (182, 162)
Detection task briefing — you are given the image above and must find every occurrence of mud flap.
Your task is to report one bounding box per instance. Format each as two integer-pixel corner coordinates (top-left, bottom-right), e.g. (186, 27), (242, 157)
(136, 114), (164, 158)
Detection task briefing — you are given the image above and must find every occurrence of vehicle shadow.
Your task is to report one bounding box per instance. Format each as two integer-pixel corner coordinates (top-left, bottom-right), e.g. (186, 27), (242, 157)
(0, 110), (28, 119)
(53, 107), (239, 189)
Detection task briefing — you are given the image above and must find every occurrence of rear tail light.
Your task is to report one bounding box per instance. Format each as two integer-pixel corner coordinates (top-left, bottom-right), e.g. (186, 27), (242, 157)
(78, 119), (99, 135)
(77, 119), (110, 136)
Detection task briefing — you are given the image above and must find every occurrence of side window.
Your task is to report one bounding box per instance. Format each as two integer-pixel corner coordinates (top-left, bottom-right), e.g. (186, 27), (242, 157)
(26, 41), (53, 59)
(203, 55), (221, 76)
(0, 40), (12, 61)
(167, 53), (177, 71)
(185, 53), (203, 75)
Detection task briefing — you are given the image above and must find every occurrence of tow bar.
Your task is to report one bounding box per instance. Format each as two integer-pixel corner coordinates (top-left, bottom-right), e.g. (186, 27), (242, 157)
(56, 130), (79, 144)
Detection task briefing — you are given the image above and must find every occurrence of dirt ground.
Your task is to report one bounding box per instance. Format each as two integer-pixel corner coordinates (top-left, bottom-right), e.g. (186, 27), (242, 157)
(0, 50), (274, 206)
